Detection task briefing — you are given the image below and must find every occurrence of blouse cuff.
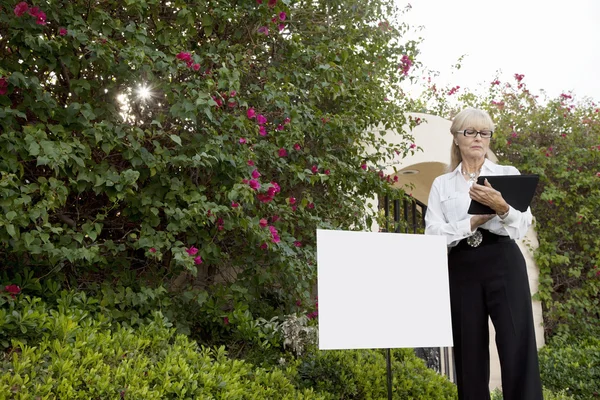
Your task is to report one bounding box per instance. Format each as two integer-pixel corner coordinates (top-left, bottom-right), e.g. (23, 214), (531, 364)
(500, 205), (519, 226)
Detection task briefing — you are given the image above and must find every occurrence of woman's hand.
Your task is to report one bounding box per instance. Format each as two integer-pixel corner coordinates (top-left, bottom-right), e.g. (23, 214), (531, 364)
(469, 179), (510, 214)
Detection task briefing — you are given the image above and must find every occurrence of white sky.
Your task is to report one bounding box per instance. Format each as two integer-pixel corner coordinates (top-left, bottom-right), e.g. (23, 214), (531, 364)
(399, 0), (600, 102)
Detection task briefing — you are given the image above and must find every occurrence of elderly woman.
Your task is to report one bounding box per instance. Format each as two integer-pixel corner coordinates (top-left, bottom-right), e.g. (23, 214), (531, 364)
(425, 108), (543, 400)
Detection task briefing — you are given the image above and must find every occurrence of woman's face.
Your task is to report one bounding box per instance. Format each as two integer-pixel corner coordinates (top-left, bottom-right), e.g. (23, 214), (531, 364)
(454, 123), (492, 161)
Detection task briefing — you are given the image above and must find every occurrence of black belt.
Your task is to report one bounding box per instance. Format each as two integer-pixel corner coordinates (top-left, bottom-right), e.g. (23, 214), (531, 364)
(450, 229), (512, 254)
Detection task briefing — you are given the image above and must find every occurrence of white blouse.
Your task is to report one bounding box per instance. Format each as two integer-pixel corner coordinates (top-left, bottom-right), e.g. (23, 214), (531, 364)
(425, 159), (533, 247)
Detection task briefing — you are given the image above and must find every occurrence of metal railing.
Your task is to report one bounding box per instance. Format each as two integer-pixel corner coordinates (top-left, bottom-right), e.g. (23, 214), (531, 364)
(381, 195), (456, 383)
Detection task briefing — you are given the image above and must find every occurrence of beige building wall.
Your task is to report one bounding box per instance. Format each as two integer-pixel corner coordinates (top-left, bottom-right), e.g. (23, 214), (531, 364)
(369, 113), (545, 391)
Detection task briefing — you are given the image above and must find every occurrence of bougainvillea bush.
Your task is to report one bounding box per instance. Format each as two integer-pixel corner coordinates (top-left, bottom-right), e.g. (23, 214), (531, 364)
(0, 0), (418, 332)
(411, 73), (600, 339)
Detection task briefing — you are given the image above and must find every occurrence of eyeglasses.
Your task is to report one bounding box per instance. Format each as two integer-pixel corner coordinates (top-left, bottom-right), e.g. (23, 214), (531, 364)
(458, 129), (494, 139)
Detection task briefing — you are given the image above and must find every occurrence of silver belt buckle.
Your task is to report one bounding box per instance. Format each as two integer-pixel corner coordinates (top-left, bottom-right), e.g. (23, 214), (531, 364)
(467, 230), (483, 247)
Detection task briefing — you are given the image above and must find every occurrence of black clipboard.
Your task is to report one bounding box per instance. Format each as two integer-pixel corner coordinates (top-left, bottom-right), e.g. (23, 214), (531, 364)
(467, 174), (539, 215)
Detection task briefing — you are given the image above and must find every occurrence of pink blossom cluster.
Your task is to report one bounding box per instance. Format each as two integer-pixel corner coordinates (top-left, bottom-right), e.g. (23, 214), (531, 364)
(398, 55), (412, 76)
(176, 51), (201, 71)
(447, 86), (460, 96)
(0, 77), (8, 95)
(514, 73), (525, 82)
(491, 79), (501, 85)
(185, 246), (203, 265)
(14, 2), (46, 25)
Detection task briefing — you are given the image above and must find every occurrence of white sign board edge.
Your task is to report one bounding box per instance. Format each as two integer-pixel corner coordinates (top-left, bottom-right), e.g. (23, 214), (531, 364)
(316, 229), (453, 350)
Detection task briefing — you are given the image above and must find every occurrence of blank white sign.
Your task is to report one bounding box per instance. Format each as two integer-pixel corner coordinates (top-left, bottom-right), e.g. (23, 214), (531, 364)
(316, 229), (453, 350)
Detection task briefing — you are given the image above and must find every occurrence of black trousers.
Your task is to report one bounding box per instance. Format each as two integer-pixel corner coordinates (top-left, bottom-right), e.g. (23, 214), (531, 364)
(448, 238), (543, 400)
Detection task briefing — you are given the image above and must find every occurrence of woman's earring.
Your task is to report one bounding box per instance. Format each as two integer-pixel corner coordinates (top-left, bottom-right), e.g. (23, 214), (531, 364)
(454, 142), (458, 146)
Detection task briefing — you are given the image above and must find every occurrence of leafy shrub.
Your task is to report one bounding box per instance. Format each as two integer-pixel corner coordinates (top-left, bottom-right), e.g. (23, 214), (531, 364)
(0, 295), (324, 399)
(295, 347), (457, 399)
(491, 387), (574, 400)
(539, 335), (600, 399)
(0, 0), (418, 323)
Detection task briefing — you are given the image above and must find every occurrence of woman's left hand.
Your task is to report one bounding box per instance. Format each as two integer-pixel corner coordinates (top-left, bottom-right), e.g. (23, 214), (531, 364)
(469, 179), (510, 214)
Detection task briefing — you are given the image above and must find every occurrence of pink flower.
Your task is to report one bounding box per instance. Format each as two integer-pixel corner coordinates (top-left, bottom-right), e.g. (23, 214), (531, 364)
(260, 242), (268, 250)
(597, 172), (600, 177)
(294, 241), (302, 247)
(272, 215), (281, 222)
(269, 226), (280, 243)
(249, 179), (261, 190)
(291, 205), (297, 211)
(276, 124), (284, 131)
(242, 179), (249, 184)
(192, 63), (201, 71)
(257, 114), (267, 125)
(307, 202), (315, 209)
(278, 24), (285, 32)
(271, 16), (277, 24)
(289, 197), (296, 205)
(186, 246), (199, 256)
(257, 193), (274, 203)
(35, 11), (46, 25)
(251, 169), (261, 179)
(194, 256), (203, 265)
(278, 148), (288, 157)
(212, 96), (223, 107)
(514, 73), (525, 82)
(230, 91), (237, 97)
(149, 247), (157, 253)
(410, 143), (416, 149)
(257, 0), (263, 3)
(284, 117), (291, 124)
(231, 201), (239, 208)
(398, 55), (412, 76)
(239, 137), (247, 144)
(293, 143), (301, 151)
(279, 11), (287, 21)
(491, 79), (500, 85)
(361, 163), (367, 170)
(268, 0), (277, 7)
(176, 52), (192, 62)
(223, 316), (229, 325)
(447, 86), (460, 96)
(5, 284), (21, 298)
(325, 169), (330, 175)
(247, 160), (255, 166)
(259, 126), (267, 136)
(311, 165), (318, 174)
(0, 78), (8, 96)
(393, 175), (399, 182)
(270, 182), (281, 193)
(258, 26), (269, 36)
(247, 108), (256, 119)
(14, 2), (29, 17)
(227, 100), (237, 108)
(259, 218), (268, 227)
(59, 27), (68, 36)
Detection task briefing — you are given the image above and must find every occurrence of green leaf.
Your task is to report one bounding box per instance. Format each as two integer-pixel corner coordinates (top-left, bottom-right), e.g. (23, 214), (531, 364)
(170, 135), (182, 146)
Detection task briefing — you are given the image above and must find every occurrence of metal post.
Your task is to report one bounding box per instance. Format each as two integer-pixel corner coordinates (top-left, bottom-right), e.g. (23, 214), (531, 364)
(386, 348), (393, 400)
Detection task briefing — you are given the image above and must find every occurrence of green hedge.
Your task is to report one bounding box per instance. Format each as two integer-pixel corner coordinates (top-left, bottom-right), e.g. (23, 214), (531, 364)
(539, 336), (600, 399)
(0, 296), (322, 399)
(1, 292), (459, 399)
(295, 348), (457, 399)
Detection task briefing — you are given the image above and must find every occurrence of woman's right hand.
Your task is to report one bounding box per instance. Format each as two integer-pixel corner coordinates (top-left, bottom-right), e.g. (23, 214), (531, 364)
(470, 214), (496, 231)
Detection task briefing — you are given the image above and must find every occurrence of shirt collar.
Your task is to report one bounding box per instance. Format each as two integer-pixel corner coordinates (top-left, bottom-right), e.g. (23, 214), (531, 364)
(454, 158), (497, 178)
